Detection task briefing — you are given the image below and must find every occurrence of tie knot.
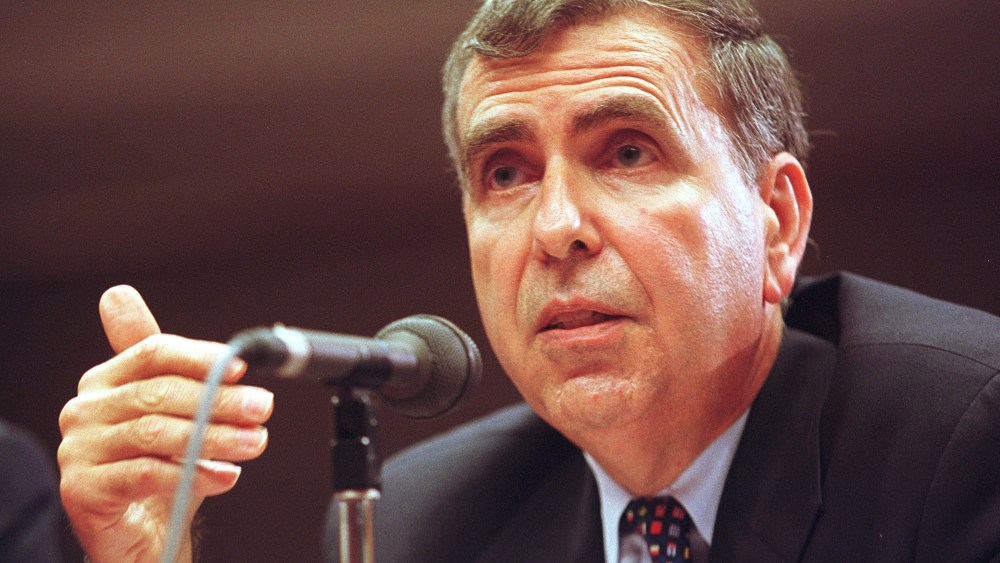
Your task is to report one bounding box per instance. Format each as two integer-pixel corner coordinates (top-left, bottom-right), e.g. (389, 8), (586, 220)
(619, 496), (692, 562)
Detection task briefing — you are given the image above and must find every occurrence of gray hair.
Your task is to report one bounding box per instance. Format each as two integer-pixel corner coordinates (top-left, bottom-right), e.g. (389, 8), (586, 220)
(442, 0), (809, 187)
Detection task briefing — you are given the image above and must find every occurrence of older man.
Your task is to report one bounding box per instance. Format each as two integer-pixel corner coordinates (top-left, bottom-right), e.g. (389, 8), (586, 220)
(58, 1), (1000, 562)
(325, 1), (1000, 561)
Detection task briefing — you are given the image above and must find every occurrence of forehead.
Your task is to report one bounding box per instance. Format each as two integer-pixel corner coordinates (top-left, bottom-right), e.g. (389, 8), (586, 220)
(456, 8), (713, 140)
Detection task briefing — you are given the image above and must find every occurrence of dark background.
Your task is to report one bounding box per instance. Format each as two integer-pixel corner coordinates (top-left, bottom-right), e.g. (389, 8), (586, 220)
(1, 1), (997, 561)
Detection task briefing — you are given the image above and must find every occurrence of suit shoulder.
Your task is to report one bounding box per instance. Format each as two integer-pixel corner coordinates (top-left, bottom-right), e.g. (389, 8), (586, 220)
(789, 272), (1000, 371)
(332, 404), (580, 562)
(383, 402), (573, 491)
(776, 276), (1000, 559)
(793, 273), (999, 466)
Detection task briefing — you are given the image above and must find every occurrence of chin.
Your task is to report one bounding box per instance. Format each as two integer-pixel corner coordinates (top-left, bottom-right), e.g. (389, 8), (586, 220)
(542, 373), (645, 434)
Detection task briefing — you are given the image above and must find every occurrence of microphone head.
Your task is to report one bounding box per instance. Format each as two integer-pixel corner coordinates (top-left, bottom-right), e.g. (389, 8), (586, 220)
(375, 314), (482, 419)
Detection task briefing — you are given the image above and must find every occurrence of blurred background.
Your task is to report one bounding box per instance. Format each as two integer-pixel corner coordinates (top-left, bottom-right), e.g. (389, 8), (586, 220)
(1, 1), (997, 561)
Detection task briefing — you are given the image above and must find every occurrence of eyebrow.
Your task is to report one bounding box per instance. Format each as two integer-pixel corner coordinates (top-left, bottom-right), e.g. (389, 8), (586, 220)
(460, 119), (536, 174)
(459, 94), (683, 174)
(575, 94), (691, 169)
(572, 94), (674, 136)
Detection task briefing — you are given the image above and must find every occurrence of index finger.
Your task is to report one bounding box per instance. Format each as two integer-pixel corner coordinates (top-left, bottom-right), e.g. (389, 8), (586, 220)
(79, 334), (247, 392)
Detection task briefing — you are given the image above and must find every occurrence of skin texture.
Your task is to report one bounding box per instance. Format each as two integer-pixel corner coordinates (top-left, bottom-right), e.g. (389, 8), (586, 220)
(57, 286), (274, 563)
(457, 8), (812, 495)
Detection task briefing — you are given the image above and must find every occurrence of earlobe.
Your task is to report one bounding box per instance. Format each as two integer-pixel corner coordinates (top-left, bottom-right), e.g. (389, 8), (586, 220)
(761, 153), (813, 304)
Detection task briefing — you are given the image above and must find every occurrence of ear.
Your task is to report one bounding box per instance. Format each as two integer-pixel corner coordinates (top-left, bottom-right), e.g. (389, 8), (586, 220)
(759, 152), (813, 305)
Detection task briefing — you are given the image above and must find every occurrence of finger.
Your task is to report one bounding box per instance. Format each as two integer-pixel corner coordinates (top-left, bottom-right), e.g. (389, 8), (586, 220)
(61, 456), (242, 518)
(60, 378), (274, 430)
(100, 285), (162, 354)
(79, 414), (269, 465)
(141, 410), (268, 462)
(79, 333), (247, 391)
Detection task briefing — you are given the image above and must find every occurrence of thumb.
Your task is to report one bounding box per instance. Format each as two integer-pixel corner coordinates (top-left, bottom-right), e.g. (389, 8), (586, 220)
(99, 285), (162, 354)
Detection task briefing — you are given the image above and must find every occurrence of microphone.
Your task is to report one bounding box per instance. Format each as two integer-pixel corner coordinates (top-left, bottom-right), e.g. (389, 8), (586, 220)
(230, 315), (482, 418)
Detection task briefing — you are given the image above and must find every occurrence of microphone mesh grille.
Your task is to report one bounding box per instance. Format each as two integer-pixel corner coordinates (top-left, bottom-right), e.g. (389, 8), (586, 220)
(375, 314), (482, 418)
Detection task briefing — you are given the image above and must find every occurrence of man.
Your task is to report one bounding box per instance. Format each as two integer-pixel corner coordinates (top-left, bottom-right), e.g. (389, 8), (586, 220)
(58, 1), (1000, 562)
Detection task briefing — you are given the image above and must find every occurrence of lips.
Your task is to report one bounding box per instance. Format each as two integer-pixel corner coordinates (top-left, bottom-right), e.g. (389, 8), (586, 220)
(533, 298), (630, 350)
(535, 295), (631, 335)
(542, 310), (615, 331)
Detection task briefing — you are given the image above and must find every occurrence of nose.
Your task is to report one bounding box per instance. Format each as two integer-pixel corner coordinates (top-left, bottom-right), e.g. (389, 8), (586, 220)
(531, 160), (602, 262)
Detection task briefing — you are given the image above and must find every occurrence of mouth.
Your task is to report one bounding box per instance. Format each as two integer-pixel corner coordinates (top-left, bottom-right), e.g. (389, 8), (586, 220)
(540, 310), (621, 332)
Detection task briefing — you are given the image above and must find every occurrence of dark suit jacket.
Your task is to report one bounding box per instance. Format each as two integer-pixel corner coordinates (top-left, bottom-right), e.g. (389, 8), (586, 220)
(324, 273), (1000, 562)
(0, 420), (63, 563)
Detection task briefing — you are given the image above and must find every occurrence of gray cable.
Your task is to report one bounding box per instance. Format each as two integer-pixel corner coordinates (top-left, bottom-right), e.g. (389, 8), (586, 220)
(160, 343), (242, 563)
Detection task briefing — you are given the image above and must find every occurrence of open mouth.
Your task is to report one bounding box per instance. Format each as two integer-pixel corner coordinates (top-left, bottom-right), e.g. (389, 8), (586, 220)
(542, 310), (617, 331)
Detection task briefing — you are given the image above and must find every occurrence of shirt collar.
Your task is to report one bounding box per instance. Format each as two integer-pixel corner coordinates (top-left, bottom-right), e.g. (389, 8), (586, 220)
(584, 409), (749, 563)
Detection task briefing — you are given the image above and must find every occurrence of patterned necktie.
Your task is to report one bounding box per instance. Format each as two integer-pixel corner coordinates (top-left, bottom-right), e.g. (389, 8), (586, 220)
(618, 496), (693, 563)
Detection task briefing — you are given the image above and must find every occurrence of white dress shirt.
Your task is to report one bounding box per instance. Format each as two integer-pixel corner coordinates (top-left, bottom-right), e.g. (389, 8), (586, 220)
(584, 410), (749, 563)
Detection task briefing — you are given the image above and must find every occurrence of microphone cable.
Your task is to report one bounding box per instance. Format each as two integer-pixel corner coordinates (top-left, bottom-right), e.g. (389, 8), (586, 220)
(161, 333), (256, 563)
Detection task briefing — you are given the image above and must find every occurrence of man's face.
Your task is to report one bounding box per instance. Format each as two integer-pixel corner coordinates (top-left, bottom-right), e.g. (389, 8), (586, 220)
(457, 10), (778, 443)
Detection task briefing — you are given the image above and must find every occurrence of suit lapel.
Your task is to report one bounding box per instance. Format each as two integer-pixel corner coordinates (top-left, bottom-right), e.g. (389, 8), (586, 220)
(477, 446), (605, 563)
(711, 328), (836, 562)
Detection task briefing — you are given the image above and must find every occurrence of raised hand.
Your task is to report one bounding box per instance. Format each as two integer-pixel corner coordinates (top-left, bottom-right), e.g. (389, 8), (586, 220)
(58, 286), (274, 563)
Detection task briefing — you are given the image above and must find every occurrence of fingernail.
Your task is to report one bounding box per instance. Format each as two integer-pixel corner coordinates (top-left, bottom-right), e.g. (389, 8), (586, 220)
(226, 358), (248, 379)
(241, 387), (274, 418)
(194, 458), (243, 478)
(238, 427), (268, 450)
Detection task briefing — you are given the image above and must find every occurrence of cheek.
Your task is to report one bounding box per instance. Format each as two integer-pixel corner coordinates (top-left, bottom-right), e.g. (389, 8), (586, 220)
(716, 194), (769, 287)
(466, 216), (526, 351)
(684, 195), (770, 346)
(623, 195), (711, 288)
(620, 191), (766, 331)
(467, 225), (499, 316)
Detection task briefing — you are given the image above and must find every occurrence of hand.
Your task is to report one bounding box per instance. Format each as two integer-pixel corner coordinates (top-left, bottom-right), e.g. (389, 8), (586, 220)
(58, 286), (274, 563)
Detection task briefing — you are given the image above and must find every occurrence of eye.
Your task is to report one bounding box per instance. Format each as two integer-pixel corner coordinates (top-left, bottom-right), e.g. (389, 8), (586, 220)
(488, 165), (526, 191)
(612, 143), (654, 168)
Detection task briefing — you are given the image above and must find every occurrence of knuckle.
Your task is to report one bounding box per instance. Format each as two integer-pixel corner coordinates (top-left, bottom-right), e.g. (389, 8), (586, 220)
(78, 364), (104, 392)
(131, 334), (168, 367)
(58, 470), (86, 508)
(131, 414), (168, 448)
(134, 378), (171, 410)
(58, 398), (83, 434)
(56, 436), (80, 468)
(213, 386), (243, 417)
(134, 457), (159, 487)
(203, 425), (233, 452)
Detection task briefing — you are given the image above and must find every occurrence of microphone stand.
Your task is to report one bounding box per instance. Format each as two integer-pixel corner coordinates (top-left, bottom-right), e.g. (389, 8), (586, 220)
(330, 387), (382, 563)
